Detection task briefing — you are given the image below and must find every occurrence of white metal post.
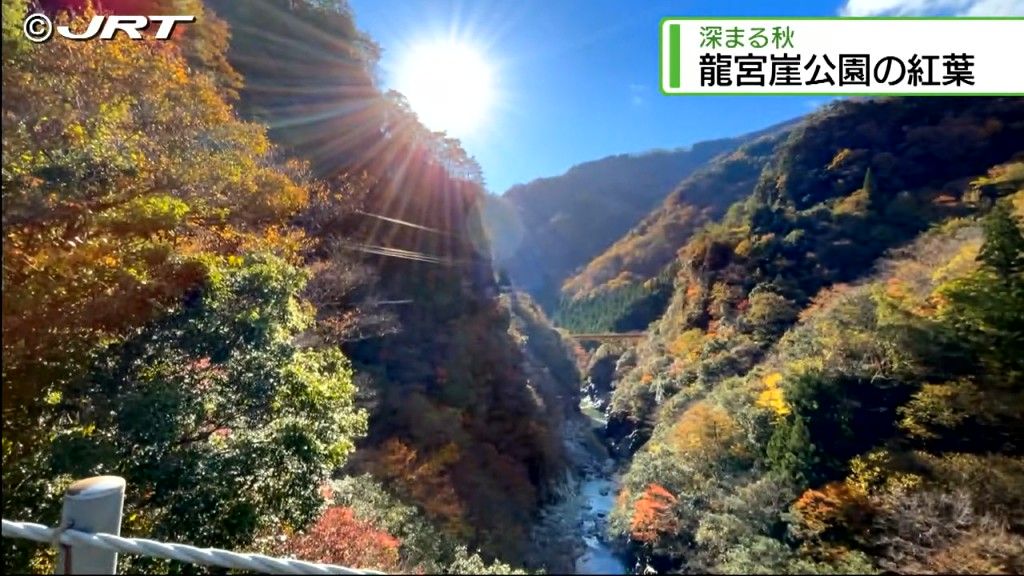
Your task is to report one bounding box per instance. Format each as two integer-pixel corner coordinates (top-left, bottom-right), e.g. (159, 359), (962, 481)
(55, 476), (126, 575)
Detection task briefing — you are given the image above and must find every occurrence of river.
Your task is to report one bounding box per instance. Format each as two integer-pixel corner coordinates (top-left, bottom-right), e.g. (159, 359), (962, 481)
(574, 472), (629, 574)
(529, 402), (632, 574)
(573, 399), (631, 574)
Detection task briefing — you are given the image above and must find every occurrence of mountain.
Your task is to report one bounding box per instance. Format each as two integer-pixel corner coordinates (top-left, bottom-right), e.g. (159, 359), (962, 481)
(554, 128), (794, 333)
(609, 95), (1024, 448)
(488, 137), (753, 309)
(600, 96), (1024, 574)
(562, 130), (792, 300)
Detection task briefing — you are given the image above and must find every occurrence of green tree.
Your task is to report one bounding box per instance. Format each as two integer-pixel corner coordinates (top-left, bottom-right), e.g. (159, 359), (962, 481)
(742, 287), (799, 343)
(937, 203), (1024, 389)
(52, 254), (367, 571)
(1, 0), (29, 58)
(863, 167), (882, 212)
(2, 7), (365, 572)
(977, 202), (1024, 283)
(766, 371), (886, 489)
(767, 412), (817, 486)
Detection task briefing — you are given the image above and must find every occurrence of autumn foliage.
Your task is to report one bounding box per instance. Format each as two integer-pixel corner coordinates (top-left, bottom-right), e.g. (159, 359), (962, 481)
(791, 482), (874, 542)
(670, 401), (747, 465)
(367, 438), (468, 537)
(606, 97), (1024, 574)
(280, 507), (402, 572)
(630, 484), (679, 544)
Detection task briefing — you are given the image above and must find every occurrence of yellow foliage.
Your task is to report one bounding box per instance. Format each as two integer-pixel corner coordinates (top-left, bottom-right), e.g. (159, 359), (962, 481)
(847, 449), (922, 495)
(670, 401), (747, 463)
(756, 372), (790, 417)
(834, 187), (870, 215)
(898, 380), (981, 440)
(734, 238), (753, 257)
(827, 148), (855, 171)
(667, 328), (704, 361)
(930, 240), (982, 287)
(709, 281), (741, 319)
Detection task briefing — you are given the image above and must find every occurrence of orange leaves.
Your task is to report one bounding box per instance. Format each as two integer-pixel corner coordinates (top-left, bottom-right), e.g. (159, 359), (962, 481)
(799, 283), (851, 321)
(670, 401), (747, 464)
(645, 483), (676, 502)
(884, 278), (909, 301)
(3, 0), (312, 403)
(375, 438), (419, 478)
(629, 484), (679, 543)
(827, 148), (856, 171)
(791, 482), (873, 541)
(279, 506), (401, 571)
(734, 238), (753, 257)
(667, 328), (704, 361)
(368, 439), (467, 537)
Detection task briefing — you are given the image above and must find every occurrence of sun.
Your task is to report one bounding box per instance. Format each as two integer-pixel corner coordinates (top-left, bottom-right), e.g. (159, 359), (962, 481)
(394, 40), (495, 138)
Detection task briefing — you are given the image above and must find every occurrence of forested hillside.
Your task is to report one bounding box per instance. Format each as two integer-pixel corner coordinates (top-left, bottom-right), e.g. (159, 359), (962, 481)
(555, 129), (793, 333)
(601, 97), (1024, 574)
(2, 0), (582, 572)
(562, 130), (792, 301)
(489, 137), (751, 309)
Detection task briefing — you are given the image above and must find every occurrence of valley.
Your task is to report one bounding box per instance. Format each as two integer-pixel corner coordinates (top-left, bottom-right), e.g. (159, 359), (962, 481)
(497, 96), (1024, 575)
(3, 2), (1023, 575)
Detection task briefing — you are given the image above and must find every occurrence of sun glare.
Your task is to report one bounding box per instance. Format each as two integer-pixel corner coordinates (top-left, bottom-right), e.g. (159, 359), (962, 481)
(394, 40), (495, 138)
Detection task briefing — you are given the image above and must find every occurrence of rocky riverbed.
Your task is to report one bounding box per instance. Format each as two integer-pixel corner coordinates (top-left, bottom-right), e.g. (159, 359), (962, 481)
(527, 415), (630, 574)
(575, 469), (628, 574)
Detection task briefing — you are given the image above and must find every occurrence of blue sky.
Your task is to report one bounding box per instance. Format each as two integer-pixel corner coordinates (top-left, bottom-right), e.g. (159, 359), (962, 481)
(347, 0), (1023, 193)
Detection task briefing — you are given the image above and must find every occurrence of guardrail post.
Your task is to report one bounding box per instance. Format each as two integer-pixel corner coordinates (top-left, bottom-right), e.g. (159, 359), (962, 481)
(56, 476), (126, 575)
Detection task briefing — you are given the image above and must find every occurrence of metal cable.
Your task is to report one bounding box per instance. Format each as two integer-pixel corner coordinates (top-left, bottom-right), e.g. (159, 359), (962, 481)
(2, 518), (383, 575)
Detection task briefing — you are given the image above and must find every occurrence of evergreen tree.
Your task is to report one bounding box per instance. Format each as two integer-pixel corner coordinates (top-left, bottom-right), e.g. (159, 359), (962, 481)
(863, 166), (882, 212)
(978, 202), (1024, 283)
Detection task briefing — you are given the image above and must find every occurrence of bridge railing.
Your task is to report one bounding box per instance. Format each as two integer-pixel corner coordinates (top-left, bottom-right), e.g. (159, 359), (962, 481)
(1, 476), (380, 575)
(568, 332), (647, 343)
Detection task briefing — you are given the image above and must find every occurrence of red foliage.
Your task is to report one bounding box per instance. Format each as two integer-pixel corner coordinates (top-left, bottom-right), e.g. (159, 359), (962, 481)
(630, 483), (679, 543)
(280, 507), (401, 572)
(792, 482), (873, 541)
